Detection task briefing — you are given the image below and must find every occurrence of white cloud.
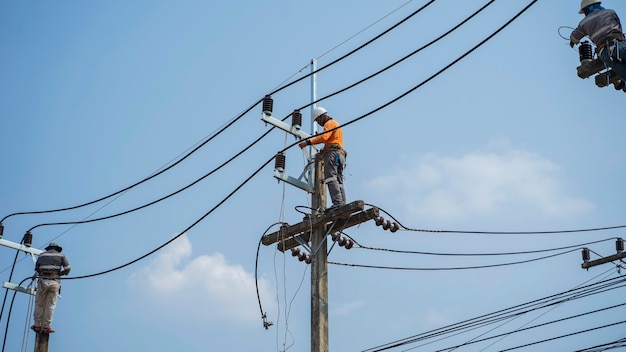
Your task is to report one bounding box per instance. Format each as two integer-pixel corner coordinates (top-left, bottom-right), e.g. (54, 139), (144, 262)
(364, 148), (594, 221)
(127, 234), (275, 325)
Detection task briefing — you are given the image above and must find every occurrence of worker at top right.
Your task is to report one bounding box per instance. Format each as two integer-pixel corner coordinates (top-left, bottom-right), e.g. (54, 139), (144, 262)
(570, 0), (626, 83)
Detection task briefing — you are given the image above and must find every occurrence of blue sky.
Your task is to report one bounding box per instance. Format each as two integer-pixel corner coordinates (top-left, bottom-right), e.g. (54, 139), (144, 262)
(1, 0), (625, 351)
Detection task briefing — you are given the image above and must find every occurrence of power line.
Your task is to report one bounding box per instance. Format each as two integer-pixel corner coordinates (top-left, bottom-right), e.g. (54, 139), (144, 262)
(374, 205), (626, 235)
(60, 0), (540, 284)
(0, 99), (261, 224)
(353, 236), (617, 257)
(2, 0), (440, 235)
(266, 0), (437, 97)
(330, 247), (579, 271)
(361, 275), (626, 351)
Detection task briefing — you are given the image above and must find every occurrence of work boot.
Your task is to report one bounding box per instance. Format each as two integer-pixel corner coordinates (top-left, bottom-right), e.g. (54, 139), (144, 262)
(41, 327), (55, 333)
(31, 325), (41, 333)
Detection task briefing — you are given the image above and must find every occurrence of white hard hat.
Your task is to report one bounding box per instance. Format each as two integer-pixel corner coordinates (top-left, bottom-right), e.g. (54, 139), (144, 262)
(312, 106), (327, 121)
(579, 0), (601, 14)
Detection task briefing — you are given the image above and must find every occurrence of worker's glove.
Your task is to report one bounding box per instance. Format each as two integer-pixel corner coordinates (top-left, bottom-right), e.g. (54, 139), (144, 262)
(570, 40), (575, 48)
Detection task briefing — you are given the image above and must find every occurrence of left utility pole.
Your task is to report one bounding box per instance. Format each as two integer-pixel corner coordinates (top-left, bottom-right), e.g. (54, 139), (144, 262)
(0, 227), (48, 351)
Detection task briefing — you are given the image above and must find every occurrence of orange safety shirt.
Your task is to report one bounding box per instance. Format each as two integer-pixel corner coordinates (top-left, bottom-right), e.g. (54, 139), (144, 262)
(309, 119), (343, 147)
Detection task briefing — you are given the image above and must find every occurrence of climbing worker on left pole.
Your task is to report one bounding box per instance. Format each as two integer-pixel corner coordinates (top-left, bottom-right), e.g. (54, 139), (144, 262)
(32, 242), (71, 333)
(570, 0), (626, 83)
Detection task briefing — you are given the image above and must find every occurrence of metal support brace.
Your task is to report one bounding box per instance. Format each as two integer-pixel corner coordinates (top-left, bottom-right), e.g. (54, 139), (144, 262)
(262, 112), (317, 192)
(0, 238), (43, 256)
(3, 282), (35, 295)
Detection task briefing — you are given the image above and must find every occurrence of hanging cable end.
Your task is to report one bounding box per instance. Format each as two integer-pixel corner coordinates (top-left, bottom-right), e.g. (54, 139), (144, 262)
(261, 313), (273, 330)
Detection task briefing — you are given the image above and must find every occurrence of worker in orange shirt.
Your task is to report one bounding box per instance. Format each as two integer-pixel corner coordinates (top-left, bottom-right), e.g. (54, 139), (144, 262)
(299, 107), (347, 209)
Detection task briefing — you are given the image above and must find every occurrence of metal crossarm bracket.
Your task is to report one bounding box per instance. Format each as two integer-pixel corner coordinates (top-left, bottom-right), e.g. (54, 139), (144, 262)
(581, 251), (626, 269)
(3, 282), (35, 295)
(277, 207), (379, 252)
(0, 238), (43, 256)
(262, 201), (365, 245)
(262, 112), (318, 192)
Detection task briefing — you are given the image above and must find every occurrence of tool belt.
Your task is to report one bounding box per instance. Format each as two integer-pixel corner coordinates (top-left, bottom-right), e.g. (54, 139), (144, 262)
(39, 270), (61, 279)
(596, 33), (625, 52)
(323, 144), (347, 157)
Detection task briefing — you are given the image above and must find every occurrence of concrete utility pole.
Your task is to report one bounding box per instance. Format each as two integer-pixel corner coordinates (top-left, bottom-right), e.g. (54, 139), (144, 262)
(0, 231), (49, 351)
(34, 333), (49, 352)
(310, 153), (328, 352)
(261, 116), (378, 351)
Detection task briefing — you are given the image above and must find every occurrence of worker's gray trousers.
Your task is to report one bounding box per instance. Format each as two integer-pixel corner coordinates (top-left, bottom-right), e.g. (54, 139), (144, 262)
(323, 150), (346, 207)
(34, 279), (60, 329)
(599, 40), (626, 81)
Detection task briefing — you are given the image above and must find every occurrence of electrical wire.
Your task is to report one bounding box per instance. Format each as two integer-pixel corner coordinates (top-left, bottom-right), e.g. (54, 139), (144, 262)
(330, 248), (578, 271)
(266, 0), (437, 97)
(2, 0), (539, 305)
(496, 321), (626, 352)
(424, 303), (626, 352)
(297, 0), (541, 153)
(352, 237), (616, 257)
(255, 222), (286, 330)
(62, 154), (275, 280)
(0, 236), (26, 344)
(270, 0), (417, 91)
(57, 0), (540, 283)
(371, 203), (626, 235)
(361, 274), (626, 351)
(0, 101), (261, 224)
(1, 276), (33, 352)
(577, 337), (626, 352)
(16, 0), (453, 236)
(26, 125), (276, 233)
(558, 25), (576, 40)
(297, 0), (499, 115)
(1, 0), (437, 226)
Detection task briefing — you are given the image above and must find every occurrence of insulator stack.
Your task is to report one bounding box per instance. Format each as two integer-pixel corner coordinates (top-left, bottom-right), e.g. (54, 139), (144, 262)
(291, 110), (302, 129)
(291, 248), (311, 264)
(0, 223), (3, 239)
(579, 41), (593, 64)
(582, 248), (590, 263)
(23, 231), (33, 247)
(331, 233), (354, 250)
(375, 216), (400, 233)
(274, 152), (286, 172)
(617, 238), (624, 253)
(262, 95), (273, 115)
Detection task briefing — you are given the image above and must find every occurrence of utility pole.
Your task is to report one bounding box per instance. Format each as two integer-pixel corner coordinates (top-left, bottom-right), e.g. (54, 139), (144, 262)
(34, 333), (49, 352)
(310, 152), (328, 352)
(0, 229), (49, 351)
(261, 106), (378, 352)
